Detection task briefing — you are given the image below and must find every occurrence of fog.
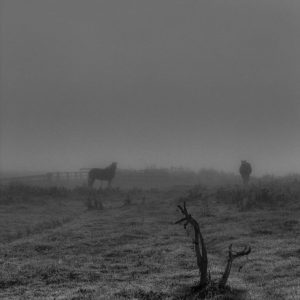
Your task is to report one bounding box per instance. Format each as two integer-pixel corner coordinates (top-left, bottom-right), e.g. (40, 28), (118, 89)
(1, 0), (300, 175)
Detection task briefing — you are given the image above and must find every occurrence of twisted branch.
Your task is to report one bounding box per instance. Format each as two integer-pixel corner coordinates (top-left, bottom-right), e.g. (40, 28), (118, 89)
(219, 244), (251, 289)
(175, 202), (208, 287)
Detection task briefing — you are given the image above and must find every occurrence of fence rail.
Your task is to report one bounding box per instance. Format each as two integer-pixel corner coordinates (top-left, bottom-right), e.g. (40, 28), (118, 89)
(0, 171), (88, 186)
(0, 170), (200, 189)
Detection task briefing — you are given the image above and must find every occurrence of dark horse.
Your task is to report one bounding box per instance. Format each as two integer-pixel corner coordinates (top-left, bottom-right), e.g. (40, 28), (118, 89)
(239, 160), (252, 185)
(88, 162), (117, 188)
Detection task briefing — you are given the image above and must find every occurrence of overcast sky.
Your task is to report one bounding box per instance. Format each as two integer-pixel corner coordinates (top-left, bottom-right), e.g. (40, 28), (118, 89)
(1, 0), (300, 175)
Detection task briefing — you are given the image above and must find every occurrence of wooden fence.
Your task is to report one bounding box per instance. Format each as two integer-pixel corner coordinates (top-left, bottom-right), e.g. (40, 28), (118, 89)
(0, 169), (200, 189)
(0, 171), (88, 187)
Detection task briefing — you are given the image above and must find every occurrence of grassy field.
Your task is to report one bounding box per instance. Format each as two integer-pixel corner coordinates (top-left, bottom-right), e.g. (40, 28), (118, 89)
(0, 186), (299, 299)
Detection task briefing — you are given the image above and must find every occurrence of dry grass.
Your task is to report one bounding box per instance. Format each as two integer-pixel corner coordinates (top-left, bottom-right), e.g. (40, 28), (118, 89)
(0, 186), (299, 299)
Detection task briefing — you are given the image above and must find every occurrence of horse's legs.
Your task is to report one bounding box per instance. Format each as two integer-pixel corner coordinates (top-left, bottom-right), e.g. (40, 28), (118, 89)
(88, 176), (94, 188)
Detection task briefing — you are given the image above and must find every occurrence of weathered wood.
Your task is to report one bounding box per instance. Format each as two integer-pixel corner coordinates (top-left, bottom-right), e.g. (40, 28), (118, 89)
(176, 202), (208, 288)
(218, 244), (251, 289)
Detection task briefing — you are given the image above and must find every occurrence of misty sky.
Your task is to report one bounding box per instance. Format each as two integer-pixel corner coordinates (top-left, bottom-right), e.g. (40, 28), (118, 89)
(1, 0), (300, 175)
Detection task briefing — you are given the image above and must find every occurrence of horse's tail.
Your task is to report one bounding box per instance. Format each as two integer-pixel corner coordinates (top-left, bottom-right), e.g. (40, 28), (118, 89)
(87, 170), (94, 187)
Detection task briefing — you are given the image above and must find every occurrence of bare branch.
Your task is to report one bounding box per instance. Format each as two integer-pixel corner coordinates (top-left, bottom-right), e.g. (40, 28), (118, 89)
(175, 217), (187, 224)
(177, 205), (185, 214)
(233, 245), (251, 258)
(219, 244), (251, 289)
(176, 202), (208, 288)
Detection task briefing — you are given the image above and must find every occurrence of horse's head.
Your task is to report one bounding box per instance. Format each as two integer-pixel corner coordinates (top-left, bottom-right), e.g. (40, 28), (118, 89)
(111, 162), (117, 170)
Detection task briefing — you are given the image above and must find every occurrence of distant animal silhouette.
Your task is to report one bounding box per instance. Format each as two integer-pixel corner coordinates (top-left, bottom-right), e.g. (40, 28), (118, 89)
(88, 162), (117, 188)
(239, 160), (252, 185)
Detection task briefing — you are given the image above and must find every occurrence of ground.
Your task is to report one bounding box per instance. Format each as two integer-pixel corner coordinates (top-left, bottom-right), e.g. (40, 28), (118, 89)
(0, 188), (299, 299)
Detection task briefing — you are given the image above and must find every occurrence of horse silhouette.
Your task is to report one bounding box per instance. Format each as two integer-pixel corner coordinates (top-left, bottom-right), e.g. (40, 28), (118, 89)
(88, 162), (117, 188)
(239, 160), (252, 185)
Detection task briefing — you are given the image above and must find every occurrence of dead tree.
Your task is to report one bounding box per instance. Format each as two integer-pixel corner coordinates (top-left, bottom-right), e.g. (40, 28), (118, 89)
(176, 202), (251, 293)
(175, 202), (208, 288)
(218, 244), (251, 289)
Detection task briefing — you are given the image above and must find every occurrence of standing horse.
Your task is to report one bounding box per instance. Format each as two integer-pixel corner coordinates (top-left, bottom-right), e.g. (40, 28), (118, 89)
(239, 160), (252, 185)
(88, 162), (117, 188)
